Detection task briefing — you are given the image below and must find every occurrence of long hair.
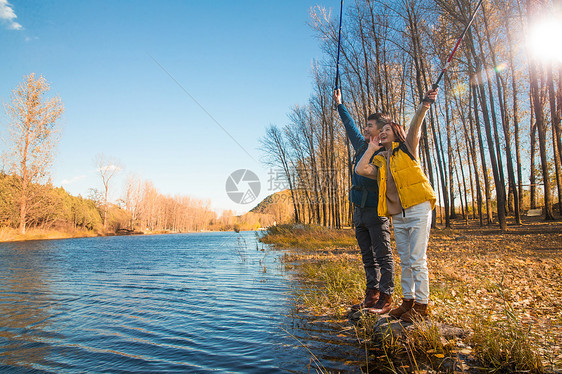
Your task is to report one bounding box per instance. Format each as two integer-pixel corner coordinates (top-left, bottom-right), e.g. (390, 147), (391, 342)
(388, 121), (406, 144)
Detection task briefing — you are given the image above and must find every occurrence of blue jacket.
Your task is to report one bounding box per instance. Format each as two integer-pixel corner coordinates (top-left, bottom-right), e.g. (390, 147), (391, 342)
(337, 104), (380, 208)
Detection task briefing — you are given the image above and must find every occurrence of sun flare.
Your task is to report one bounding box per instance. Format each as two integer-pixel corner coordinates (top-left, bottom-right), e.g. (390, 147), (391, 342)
(528, 18), (562, 63)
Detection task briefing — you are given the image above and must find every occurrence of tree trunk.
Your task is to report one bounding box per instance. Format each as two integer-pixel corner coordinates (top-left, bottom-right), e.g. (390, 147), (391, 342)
(434, 110), (450, 227)
(444, 84), (456, 220)
(505, 10), (525, 214)
(529, 61), (555, 220)
(461, 92), (480, 222)
(19, 183), (27, 234)
(547, 63), (562, 214)
(481, 4), (520, 223)
(454, 118), (470, 223)
(470, 42), (507, 230)
(471, 83), (493, 225)
(406, 2), (437, 226)
(530, 104), (538, 210)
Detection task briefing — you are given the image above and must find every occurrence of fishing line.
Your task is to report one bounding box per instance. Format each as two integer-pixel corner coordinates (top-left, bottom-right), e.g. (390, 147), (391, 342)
(334, 0), (344, 91)
(147, 53), (258, 163)
(425, 0), (484, 103)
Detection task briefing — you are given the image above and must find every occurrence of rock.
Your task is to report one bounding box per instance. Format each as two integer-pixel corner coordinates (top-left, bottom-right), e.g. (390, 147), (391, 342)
(527, 208), (542, 217)
(439, 356), (471, 372)
(348, 310), (470, 341)
(370, 316), (469, 342)
(349, 308), (470, 344)
(372, 316), (405, 341)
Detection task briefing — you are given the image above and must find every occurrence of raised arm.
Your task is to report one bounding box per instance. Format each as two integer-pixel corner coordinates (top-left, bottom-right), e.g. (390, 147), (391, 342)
(334, 89), (365, 151)
(405, 89), (438, 158)
(355, 136), (381, 180)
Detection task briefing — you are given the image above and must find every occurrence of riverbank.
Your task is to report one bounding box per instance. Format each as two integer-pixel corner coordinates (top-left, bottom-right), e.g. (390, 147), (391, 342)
(262, 221), (562, 373)
(0, 227), (262, 243)
(0, 227), (179, 242)
(0, 227), (100, 242)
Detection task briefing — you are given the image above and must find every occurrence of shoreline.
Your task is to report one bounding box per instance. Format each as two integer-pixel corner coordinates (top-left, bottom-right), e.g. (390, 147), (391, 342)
(262, 222), (561, 373)
(0, 227), (258, 243)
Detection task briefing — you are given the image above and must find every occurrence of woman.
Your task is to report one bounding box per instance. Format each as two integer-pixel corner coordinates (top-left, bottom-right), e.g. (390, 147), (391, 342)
(355, 89), (438, 322)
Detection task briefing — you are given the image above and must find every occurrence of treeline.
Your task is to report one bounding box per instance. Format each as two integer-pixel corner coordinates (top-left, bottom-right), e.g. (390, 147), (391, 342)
(121, 175), (277, 233)
(0, 173), (102, 232)
(0, 74), (277, 237)
(0, 171), (277, 235)
(261, 0), (561, 230)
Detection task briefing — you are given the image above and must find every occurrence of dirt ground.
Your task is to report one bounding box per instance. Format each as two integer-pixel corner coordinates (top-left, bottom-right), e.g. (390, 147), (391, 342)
(426, 217), (562, 370)
(265, 217), (562, 371)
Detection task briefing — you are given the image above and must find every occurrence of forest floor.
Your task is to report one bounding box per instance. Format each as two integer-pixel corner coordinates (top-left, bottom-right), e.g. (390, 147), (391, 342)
(262, 217), (562, 373)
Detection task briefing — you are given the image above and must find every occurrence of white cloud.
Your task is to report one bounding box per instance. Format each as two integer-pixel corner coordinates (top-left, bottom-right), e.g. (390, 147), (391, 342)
(0, 0), (23, 30)
(61, 175), (88, 185)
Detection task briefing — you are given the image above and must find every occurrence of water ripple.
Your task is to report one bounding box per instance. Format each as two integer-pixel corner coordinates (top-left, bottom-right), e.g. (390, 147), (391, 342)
(0, 232), (362, 373)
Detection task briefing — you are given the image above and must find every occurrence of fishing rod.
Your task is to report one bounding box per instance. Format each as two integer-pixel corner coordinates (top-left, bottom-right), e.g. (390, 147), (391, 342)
(334, 0), (344, 91)
(425, 0), (484, 102)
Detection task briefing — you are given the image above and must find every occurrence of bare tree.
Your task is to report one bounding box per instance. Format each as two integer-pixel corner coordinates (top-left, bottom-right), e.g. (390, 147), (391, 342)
(260, 125), (300, 223)
(123, 174), (143, 229)
(254, 0), (560, 230)
(95, 154), (122, 230)
(3, 73), (64, 234)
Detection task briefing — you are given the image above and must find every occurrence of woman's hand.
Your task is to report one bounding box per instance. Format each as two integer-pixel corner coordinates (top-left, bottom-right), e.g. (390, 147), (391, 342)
(356, 136), (380, 180)
(368, 135), (382, 152)
(334, 89), (342, 105)
(422, 88), (439, 108)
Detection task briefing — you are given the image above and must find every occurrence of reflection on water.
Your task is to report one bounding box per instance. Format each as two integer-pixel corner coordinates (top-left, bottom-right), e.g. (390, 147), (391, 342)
(0, 232), (364, 373)
(0, 240), (58, 371)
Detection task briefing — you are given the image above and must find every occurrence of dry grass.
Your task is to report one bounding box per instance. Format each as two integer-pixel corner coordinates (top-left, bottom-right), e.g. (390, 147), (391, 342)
(263, 220), (562, 373)
(260, 224), (357, 250)
(428, 221), (561, 372)
(0, 227), (98, 242)
(285, 251), (366, 317)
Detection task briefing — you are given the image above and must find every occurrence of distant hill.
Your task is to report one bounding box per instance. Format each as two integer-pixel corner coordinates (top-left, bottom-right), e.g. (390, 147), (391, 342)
(250, 190), (291, 213)
(248, 190), (294, 224)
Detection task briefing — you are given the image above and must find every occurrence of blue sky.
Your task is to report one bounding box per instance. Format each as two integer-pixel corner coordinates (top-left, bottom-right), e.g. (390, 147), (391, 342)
(0, 0), (338, 215)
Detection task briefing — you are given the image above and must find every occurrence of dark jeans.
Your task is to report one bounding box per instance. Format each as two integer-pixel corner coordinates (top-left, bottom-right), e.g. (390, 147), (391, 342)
(353, 206), (394, 295)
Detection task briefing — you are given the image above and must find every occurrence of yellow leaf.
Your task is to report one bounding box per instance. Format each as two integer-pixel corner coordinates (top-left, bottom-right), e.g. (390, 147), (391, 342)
(434, 353), (445, 358)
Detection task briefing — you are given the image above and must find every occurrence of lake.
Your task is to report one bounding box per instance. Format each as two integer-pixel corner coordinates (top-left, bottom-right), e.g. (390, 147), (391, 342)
(0, 231), (363, 373)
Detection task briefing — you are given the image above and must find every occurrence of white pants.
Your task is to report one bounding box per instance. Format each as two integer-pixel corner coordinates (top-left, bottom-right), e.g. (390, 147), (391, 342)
(391, 201), (432, 304)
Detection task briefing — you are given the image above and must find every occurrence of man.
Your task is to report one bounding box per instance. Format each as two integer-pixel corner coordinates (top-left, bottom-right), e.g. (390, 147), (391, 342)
(334, 89), (394, 314)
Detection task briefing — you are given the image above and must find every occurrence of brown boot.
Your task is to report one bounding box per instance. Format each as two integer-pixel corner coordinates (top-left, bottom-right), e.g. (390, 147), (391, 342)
(365, 292), (392, 314)
(400, 302), (429, 323)
(389, 298), (415, 319)
(351, 288), (379, 311)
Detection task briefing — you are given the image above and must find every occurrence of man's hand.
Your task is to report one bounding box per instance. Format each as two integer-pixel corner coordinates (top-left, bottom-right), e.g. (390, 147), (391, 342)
(334, 89), (343, 105)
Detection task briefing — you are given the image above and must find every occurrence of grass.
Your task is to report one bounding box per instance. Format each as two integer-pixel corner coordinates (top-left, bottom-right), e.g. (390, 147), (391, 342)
(0, 227), (98, 242)
(259, 224), (357, 250)
(470, 282), (544, 373)
(287, 252), (365, 317)
(262, 221), (562, 373)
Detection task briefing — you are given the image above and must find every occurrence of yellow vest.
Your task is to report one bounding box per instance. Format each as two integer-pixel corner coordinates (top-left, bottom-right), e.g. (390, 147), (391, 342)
(371, 142), (436, 217)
